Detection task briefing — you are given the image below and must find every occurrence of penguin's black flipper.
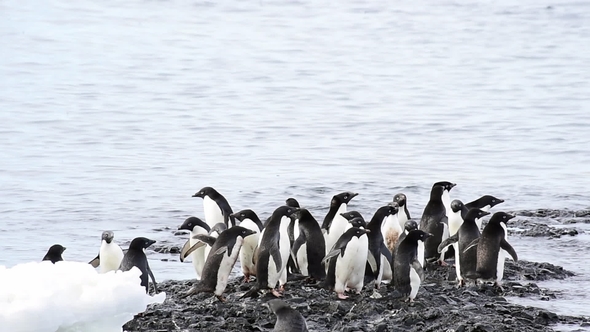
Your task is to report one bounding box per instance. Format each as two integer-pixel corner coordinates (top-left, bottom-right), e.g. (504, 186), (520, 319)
(181, 240), (207, 261)
(463, 238), (480, 253)
(240, 285), (261, 299)
(179, 240), (192, 262)
(411, 259), (425, 281)
(322, 248), (342, 266)
(500, 239), (518, 262)
(290, 233), (307, 270)
(380, 243), (393, 265)
(194, 234), (217, 247)
(367, 252), (378, 275)
(270, 247), (282, 273)
(147, 262), (158, 293)
(438, 234), (459, 253)
(88, 254), (100, 268)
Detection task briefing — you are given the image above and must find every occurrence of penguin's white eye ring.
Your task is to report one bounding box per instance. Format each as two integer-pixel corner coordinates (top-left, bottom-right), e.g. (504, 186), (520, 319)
(344, 196), (348, 199)
(241, 214), (245, 217)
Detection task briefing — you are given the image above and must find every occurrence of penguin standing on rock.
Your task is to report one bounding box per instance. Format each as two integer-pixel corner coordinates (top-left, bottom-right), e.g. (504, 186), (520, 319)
(420, 184), (449, 265)
(365, 204), (397, 288)
(322, 192), (358, 256)
(244, 206), (299, 298)
(231, 209), (264, 282)
(394, 230), (432, 302)
(285, 198), (301, 275)
(183, 226), (256, 301)
(119, 237), (158, 294)
(88, 231), (124, 273)
(192, 186), (236, 228)
(464, 212), (518, 288)
(323, 227), (371, 299)
(438, 208), (490, 286)
(42, 244), (66, 263)
(290, 208), (326, 281)
(178, 217), (211, 280)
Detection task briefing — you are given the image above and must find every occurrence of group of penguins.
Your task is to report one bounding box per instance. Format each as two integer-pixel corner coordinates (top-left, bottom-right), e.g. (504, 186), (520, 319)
(41, 181), (519, 329)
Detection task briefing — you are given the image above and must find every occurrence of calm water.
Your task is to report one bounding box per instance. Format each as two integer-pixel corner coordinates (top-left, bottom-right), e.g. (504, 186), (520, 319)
(1, 0), (589, 320)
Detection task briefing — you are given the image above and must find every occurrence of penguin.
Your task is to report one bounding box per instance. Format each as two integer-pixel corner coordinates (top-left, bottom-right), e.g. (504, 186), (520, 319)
(393, 230), (432, 302)
(119, 237), (158, 294)
(231, 209), (264, 282)
(267, 299), (308, 332)
(438, 208), (490, 286)
(366, 204), (398, 288)
(42, 244), (66, 263)
(463, 195), (505, 229)
(420, 184), (448, 266)
(433, 181), (456, 218)
(382, 202), (403, 255)
(183, 226), (256, 301)
(285, 198), (300, 208)
(340, 211), (365, 226)
(393, 193), (411, 230)
(463, 212), (518, 287)
(285, 198), (301, 275)
(246, 205), (299, 297)
(178, 216), (211, 280)
(321, 192), (358, 257)
(88, 231), (124, 273)
(290, 208), (326, 281)
(323, 227), (370, 299)
(397, 219), (418, 245)
(192, 186), (236, 228)
(444, 199), (467, 263)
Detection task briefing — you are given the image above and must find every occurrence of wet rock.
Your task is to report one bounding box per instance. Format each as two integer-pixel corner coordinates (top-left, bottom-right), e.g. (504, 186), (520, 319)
(123, 259), (581, 331)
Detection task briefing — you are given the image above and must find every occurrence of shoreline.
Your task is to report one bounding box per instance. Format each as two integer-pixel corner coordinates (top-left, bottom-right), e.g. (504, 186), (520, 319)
(124, 259), (587, 332)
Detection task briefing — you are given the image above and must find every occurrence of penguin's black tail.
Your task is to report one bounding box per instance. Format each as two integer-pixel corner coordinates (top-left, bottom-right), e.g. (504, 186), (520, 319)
(240, 285), (261, 299)
(181, 281), (205, 298)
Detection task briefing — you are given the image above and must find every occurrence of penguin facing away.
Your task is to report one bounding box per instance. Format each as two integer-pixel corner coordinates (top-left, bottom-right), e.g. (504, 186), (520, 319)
(290, 208), (326, 281)
(267, 299), (309, 332)
(178, 217), (211, 280)
(394, 230), (432, 302)
(438, 208), (490, 286)
(88, 231), (124, 273)
(246, 205), (299, 298)
(183, 226), (256, 301)
(119, 237), (158, 294)
(323, 227), (371, 299)
(231, 209), (264, 282)
(322, 192), (358, 256)
(43, 244), (66, 264)
(463, 212), (518, 287)
(420, 184), (448, 265)
(192, 186), (236, 228)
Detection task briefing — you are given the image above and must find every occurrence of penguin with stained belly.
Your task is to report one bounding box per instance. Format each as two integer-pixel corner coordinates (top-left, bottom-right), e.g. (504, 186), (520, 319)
(231, 209), (264, 282)
(323, 227), (371, 299)
(192, 186), (236, 229)
(438, 208), (490, 286)
(322, 192), (358, 257)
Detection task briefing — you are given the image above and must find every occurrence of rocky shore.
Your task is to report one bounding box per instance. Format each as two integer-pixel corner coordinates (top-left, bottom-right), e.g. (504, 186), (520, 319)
(124, 209), (590, 331)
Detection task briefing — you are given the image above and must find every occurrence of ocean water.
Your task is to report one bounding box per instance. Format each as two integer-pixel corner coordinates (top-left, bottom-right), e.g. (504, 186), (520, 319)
(1, 0), (589, 322)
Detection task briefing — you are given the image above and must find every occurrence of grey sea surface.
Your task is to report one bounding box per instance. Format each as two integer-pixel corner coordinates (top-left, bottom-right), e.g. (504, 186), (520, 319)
(1, 0), (589, 321)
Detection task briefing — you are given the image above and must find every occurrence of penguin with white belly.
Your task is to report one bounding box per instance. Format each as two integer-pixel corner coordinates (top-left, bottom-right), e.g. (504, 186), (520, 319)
(365, 204), (397, 288)
(192, 186), (236, 228)
(393, 193), (411, 230)
(290, 208), (326, 281)
(243, 205), (299, 298)
(322, 192), (358, 257)
(394, 230), (432, 302)
(420, 184), (449, 266)
(231, 209), (264, 282)
(323, 227), (371, 299)
(88, 231), (124, 274)
(178, 217), (211, 280)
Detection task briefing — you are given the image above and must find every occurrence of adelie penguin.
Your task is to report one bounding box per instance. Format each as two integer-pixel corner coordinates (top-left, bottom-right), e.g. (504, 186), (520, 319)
(463, 195), (505, 229)
(42, 244), (66, 263)
(244, 205), (299, 298)
(192, 186), (236, 229)
(321, 192), (358, 257)
(322, 227), (370, 299)
(365, 204), (397, 288)
(267, 299), (308, 332)
(119, 237), (158, 294)
(88, 231), (124, 273)
(285, 198), (301, 275)
(394, 230), (432, 302)
(231, 209), (264, 282)
(183, 226), (256, 301)
(393, 193), (411, 230)
(290, 208), (326, 281)
(438, 208), (490, 286)
(178, 216), (211, 280)
(464, 212), (518, 288)
(420, 184), (449, 266)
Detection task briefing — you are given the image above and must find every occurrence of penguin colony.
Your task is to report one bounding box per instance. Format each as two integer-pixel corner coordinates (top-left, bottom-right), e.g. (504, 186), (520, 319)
(41, 182), (516, 329)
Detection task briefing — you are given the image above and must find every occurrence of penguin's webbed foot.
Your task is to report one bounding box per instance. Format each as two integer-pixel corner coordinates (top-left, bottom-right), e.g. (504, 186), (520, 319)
(493, 281), (504, 292)
(271, 289), (283, 298)
(216, 294), (227, 302)
(337, 293), (349, 300)
(457, 279), (465, 288)
(437, 260), (449, 267)
(278, 284), (285, 293)
(243, 275), (250, 283)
